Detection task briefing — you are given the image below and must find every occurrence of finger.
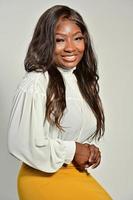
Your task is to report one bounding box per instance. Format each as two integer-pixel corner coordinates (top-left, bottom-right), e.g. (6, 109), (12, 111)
(88, 145), (98, 163)
(91, 155), (101, 169)
(91, 145), (100, 163)
(84, 143), (89, 147)
(84, 162), (92, 168)
(94, 149), (101, 163)
(91, 147), (101, 164)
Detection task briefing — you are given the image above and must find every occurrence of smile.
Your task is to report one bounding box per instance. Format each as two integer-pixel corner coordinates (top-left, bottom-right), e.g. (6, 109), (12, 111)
(62, 55), (77, 62)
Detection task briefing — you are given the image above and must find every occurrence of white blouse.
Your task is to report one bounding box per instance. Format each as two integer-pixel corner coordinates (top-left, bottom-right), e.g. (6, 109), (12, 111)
(7, 67), (96, 173)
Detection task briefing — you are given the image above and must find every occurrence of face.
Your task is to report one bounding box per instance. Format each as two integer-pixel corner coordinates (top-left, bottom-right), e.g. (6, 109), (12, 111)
(54, 18), (85, 69)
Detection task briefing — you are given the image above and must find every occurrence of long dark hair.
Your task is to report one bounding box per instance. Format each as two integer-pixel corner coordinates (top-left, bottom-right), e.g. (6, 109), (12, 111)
(24, 5), (105, 141)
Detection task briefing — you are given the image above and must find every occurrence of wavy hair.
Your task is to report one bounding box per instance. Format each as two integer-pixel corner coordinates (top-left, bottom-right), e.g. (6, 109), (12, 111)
(24, 5), (105, 141)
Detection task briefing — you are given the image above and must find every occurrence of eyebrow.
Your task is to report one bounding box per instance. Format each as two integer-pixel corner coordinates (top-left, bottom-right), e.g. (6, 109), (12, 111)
(55, 31), (83, 36)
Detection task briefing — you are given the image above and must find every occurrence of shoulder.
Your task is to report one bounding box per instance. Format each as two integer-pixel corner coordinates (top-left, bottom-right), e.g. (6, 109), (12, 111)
(16, 71), (49, 96)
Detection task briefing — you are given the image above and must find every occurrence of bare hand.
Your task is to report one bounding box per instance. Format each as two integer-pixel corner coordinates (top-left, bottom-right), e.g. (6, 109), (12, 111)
(84, 144), (101, 169)
(73, 142), (101, 170)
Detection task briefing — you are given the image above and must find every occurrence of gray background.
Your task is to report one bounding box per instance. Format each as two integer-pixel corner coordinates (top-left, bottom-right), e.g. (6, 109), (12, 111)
(0, 0), (133, 199)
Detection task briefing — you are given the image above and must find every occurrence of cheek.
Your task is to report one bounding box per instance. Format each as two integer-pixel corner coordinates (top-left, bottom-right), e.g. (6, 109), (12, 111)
(81, 42), (85, 52)
(78, 44), (85, 61)
(77, 41), (85, 53)
(55, 44), (65, 55)
(78, 48), (85, 59)
(54, 46), (63, 63)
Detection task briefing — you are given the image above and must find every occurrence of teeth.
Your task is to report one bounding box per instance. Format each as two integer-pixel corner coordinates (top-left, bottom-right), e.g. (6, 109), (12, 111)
(63, 55), (76, 61)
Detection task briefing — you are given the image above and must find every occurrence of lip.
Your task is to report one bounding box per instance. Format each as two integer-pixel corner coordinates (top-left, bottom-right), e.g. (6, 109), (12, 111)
(62, 55), (77, 62)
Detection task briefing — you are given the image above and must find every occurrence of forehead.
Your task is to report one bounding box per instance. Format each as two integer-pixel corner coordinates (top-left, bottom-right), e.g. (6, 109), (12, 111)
(55, 18), (81, 33)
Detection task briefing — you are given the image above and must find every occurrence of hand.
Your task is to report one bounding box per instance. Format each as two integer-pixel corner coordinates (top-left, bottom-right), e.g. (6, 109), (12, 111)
(73, 142), (91, 171)
(84, 144), (101, 169)
(73, 142), (101, 170)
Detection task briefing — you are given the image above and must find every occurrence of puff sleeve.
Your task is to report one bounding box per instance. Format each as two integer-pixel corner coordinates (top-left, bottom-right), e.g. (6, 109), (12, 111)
(7, 72), (76, 173)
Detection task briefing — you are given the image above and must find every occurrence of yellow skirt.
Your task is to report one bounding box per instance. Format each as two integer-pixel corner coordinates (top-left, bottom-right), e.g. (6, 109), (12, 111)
(17, 163), (112, 200)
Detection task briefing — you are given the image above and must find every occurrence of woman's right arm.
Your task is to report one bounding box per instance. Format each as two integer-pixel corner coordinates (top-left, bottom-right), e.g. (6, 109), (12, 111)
(7, 73), (76, 173)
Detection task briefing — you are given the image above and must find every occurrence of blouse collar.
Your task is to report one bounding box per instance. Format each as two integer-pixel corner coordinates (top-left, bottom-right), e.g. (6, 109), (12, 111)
(57, 66), (76, 75)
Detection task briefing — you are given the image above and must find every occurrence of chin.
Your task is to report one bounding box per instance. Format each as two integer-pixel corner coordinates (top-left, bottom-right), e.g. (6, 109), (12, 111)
(62, 62), (78, 68)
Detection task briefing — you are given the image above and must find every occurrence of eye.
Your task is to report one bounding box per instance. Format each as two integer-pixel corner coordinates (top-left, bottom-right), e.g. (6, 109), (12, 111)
(75, 36), (84, 41)
(56, 38), (65, 43)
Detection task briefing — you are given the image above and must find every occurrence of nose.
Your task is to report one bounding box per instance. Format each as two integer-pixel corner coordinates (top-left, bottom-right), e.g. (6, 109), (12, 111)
(64, 39), (76, 52)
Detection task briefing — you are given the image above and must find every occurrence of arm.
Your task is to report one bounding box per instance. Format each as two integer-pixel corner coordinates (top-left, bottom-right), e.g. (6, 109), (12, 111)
(7, 74), (76, 173)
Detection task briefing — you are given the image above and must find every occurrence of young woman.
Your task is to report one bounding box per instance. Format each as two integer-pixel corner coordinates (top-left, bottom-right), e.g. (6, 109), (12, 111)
(8, 5), (112, 200)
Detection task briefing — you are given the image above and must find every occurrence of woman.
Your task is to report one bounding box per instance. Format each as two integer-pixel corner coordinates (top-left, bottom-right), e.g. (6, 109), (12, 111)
(8, 5), (112, 200)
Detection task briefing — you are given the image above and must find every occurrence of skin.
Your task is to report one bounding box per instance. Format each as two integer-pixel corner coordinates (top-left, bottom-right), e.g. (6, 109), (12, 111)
(54, 18), (85, 69)
(54, 18), (101, 170)
(74, 143), (101, 171)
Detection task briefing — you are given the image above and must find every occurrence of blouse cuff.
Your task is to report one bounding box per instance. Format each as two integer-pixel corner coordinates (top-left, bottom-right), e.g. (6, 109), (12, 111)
(63, 141), (76, 164)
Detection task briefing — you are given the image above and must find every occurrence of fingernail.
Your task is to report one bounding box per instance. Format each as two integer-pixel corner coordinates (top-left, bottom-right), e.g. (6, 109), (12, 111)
(85, 164), (89, 168)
